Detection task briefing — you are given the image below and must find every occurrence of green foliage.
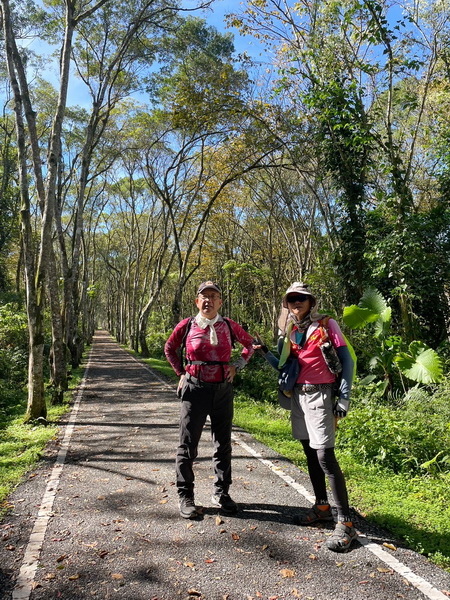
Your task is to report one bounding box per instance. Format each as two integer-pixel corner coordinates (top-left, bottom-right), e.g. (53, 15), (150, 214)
(0, 304), (29, 384)
(235, 353), (279, 404)
(395, 342), (443, 384)
(364, 207), (450, 347)
(344, 288), (443, 392)
(149, 17), (249, 131)
(145, 331), (167, 359)
(338, 392), (450, 475)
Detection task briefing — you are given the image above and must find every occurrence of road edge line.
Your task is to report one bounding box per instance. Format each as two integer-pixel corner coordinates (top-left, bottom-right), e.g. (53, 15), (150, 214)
(12, 353), (92, 600)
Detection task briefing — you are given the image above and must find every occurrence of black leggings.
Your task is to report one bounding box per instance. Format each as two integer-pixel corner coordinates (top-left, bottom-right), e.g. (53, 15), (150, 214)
(300, 439), (350, 521)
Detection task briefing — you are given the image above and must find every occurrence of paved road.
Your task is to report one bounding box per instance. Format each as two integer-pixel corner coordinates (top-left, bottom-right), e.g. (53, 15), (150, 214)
(1, 331), (450, 600)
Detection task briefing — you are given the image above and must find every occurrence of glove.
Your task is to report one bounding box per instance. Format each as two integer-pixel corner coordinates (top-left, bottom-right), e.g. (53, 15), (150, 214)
(333, 397), (349, 418)
(252, 338), (268, 354)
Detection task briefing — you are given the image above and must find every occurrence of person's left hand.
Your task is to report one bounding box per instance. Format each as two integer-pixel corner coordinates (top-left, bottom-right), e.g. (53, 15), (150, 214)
(227, 365), (237, 382)
(333, 398), (349, 418)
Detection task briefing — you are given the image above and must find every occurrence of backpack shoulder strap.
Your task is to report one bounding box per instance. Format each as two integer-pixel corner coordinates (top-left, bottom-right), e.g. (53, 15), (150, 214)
(319, 316), (331, 329)
(318, 316), (331, 344)
(182, 317), (236, 360)
(223, 317), (236, 347)
(180, 317), (195, 365)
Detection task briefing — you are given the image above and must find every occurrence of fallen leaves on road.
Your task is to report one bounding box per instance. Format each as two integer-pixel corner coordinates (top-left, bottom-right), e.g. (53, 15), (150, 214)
(383, 542), (397, 551)
(280, 568), (295, 578)
(56, 554), (68, 563)
(377, 567), (394, 574)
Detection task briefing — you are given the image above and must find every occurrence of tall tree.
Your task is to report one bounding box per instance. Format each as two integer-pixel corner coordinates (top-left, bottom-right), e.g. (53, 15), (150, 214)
(1, 0), (81, 418)
(231, 0), (450, 337)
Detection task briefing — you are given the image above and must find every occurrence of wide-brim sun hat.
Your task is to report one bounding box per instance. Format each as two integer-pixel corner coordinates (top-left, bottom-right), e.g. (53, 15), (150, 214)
(282, 282), (316, 308)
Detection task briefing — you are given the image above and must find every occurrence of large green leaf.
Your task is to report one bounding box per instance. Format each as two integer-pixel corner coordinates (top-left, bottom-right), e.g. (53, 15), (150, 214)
(343, 305), (379, 328)
(360, 287), (386, 313)
(360, 288), (391, 323)
(395, 342), (443, 384)
(373, 313), (391, 338)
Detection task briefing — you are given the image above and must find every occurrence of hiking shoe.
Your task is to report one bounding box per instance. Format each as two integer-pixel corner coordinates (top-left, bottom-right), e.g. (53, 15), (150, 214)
(293, 504), (334, 526)
(211, 493), (238, 514)
(179, 496), (200, 519)
(326, 522), (357, 553)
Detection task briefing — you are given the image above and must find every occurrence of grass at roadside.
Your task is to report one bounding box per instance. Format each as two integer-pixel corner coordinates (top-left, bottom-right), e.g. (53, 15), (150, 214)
(0, 363), (86, 515)
(119, 345), (178, 383)
(143, 357), (178, 381)
(232, 394), (450, 572)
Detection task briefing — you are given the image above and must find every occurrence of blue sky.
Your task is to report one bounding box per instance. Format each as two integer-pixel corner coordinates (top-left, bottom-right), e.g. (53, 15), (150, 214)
(21, 0), (267, 108)
(200, 0), (266, 59)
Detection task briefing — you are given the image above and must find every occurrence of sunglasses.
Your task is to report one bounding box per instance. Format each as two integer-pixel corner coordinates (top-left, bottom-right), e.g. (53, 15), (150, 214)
(287, 294), (310, 303)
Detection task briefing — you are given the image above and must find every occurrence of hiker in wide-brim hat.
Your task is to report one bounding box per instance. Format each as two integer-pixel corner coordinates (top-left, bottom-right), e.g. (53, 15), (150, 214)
(254, 281), (357, 553)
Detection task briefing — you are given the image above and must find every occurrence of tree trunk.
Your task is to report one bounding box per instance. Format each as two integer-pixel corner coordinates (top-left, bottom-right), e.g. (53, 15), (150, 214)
(1, 0), (46, 421)
(47, 244), (68, 404)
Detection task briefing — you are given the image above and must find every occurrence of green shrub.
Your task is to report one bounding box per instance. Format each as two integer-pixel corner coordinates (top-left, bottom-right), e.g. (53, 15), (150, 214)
(234, 353), (279, 404)
(0, 303), (28, 348)
(0, 304), (28, 385)
(146, 331), (168, 359)
(339, 378), (450, 475)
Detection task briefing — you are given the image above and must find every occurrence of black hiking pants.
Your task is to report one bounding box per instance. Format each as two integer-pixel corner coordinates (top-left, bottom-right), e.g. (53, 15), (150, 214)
(176, 378), (234, 499)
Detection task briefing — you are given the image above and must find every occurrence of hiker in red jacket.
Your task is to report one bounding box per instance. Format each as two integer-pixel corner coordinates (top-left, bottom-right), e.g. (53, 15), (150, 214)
(164, 281), (254, 520)
(256, 282), (357, 552)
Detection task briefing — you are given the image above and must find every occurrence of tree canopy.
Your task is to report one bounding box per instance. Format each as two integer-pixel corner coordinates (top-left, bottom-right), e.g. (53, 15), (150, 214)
(0, 0), (449, 419)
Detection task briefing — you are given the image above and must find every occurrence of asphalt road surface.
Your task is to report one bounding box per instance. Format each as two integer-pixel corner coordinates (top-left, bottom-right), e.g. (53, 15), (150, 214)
(1, 331), (449, 600)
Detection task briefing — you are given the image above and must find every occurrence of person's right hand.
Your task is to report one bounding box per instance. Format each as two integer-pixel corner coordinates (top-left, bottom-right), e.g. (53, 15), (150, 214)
(252, 336), (268, 353)
(177, 373), (186, 398)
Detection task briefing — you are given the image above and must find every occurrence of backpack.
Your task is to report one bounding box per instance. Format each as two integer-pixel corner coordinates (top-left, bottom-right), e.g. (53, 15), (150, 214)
(180, 316), (236, 367)
(318, 317), (342, 375)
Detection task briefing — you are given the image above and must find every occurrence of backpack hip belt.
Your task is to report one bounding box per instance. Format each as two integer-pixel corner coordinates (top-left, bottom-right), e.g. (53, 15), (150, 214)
(186, 360), (229, 366)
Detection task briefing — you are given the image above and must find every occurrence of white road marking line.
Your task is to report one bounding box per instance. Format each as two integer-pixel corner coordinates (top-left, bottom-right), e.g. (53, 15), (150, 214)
(232, 434), (449, 600)
(12, 357), (91, 600)
(12, 342), (447, 600)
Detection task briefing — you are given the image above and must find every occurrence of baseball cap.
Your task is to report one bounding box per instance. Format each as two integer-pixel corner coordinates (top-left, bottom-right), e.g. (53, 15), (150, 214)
(197, 281), (222, 295)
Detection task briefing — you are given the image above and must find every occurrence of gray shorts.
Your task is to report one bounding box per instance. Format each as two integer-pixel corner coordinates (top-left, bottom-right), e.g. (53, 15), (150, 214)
(291, 384), (336, 449)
